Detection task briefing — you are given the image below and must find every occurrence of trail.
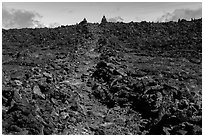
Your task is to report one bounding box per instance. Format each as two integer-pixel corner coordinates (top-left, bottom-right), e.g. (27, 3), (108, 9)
(59, 24), (109, 134)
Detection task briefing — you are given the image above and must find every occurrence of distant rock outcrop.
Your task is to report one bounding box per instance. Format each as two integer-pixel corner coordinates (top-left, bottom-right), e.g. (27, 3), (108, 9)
(79, 18), (88, 25)
(101, 16), (107, 25)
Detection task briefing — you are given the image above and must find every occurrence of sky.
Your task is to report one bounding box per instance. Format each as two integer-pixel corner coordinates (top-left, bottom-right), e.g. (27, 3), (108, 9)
(2, 2), (202, 29)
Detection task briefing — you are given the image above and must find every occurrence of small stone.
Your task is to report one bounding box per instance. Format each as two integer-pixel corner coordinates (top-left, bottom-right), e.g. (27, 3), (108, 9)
(10, 72), (24, 80)
(116, 68), (127, 76)
(51, 98), (58, 104)
(100, 122), (113, 127)
(33, 85), (45, 99)
(60, 112), (69, 119)
(43, 72), (52, 78)
(60, 79), (82, 86)
(113, 106), (120, 111)
(14, 80), (22, 86)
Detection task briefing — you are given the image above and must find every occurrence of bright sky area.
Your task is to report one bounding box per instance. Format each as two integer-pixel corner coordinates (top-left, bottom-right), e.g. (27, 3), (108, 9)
(2, 2), (202, 29)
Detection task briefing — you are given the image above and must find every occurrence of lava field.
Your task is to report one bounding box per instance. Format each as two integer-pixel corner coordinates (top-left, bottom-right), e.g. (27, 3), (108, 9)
(2, 17), (202, 135)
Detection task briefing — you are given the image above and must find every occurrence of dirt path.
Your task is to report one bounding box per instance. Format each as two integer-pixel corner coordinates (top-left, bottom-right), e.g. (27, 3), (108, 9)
(57, 24), (110, 134)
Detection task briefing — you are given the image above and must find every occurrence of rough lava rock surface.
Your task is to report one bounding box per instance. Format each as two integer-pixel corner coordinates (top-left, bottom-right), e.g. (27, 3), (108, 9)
(2, 18), (202, 135)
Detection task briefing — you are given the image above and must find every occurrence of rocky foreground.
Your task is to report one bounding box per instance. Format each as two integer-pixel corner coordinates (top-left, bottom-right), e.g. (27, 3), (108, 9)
(2, 18), (202, 134)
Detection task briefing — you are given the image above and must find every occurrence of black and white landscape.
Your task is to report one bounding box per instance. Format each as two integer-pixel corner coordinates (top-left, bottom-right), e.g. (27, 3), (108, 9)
(2, 2), (202, 135)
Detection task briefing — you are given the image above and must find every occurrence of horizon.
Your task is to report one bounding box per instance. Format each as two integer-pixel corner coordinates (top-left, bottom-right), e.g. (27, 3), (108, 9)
(2, 17), (202, 30)
(2, 2), (202, 29)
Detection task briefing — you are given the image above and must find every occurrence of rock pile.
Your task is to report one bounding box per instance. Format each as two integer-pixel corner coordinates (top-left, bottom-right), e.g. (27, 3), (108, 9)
(90, 59), (202, 134)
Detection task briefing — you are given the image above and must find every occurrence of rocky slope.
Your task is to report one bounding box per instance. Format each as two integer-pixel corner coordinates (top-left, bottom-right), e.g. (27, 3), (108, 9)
(2, 18), (202, 135)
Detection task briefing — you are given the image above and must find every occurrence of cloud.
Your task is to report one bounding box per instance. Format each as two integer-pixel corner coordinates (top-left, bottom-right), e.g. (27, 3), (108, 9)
(108, 16), (124, 23)
(2, 6), (45, 29)
(32, 20), (46, 28)
(157, 8), (202, 22)
(48, 22), (60, 28)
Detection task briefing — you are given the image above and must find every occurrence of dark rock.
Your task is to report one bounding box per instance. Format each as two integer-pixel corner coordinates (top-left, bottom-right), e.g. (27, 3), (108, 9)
(101, 15), (107, 25)
(2, 87), (14, 106)
(79, 18), (88, 25)
(10, 71), (25, 80)
(89, 126), (105, 135)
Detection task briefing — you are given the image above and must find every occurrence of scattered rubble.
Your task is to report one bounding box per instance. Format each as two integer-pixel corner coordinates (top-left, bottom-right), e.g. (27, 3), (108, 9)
(2, 18), (202, 135)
